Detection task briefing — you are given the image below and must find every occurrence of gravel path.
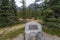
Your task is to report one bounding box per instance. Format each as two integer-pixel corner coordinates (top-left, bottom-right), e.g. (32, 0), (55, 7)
(13, 20), (60, 40)
(13, 32), (60, 40)
(42, 32), (60, 40)
(13, 34), (24, 40)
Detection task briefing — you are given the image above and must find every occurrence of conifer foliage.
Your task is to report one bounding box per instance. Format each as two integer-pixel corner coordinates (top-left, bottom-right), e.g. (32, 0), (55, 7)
(0, 0), (17, 27)
(43, 0), (60, 28)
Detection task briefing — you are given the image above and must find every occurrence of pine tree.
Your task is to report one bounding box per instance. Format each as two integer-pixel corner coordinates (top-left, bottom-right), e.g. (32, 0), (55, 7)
(21, 0), (26, 19)
(43, 0), (60, 28)
(0, 0), (17, 27)
(47, 0), (60, 18)
(11, 0), (17, 20)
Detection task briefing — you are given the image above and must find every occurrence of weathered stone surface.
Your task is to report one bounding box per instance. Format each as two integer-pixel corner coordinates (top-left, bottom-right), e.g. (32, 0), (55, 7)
(25, 21), (42, 40)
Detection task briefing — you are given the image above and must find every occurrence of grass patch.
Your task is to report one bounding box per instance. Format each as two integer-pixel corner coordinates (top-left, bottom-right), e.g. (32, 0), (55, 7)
(0, 27), (25, 40)
(43, 26), (60, 37)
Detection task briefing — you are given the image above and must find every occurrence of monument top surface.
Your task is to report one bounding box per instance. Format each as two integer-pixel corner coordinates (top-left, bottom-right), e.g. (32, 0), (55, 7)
(25, 21), (42, 33)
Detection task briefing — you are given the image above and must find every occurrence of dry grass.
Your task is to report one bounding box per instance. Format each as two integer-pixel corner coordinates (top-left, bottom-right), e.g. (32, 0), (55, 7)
(0, 24), (25, 40)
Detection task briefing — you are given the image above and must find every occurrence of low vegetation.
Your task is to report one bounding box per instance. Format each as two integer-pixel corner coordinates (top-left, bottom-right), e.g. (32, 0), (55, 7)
(43, 25), (60, 37)
(0, 26), (25, 40)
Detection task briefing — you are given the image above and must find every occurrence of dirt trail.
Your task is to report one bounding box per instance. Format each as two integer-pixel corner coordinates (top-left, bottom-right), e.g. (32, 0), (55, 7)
(0, 19), (60, 40)
(13, 32), (60, 40)
(0, 24), (25, 35)
(13, 20), (60, 40)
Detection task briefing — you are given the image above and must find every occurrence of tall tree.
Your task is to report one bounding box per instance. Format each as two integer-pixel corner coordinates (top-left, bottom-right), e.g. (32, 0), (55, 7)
(21, 0), (26, 19)
(42, 0), (60, 28)
(48, 0), (60, 17)
(0, 0), (17, 27)
(33, 0), (38, 19)
(44, 0), (60, 18)
(11, 0), (17, 20)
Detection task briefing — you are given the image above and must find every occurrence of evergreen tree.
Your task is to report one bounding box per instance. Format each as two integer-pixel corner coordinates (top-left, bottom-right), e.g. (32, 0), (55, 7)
(32, 0), (39, 19)
(21, 0), (26, 19)
(11, 0), (17, 20)
(0, 0), (17, 27)
(43, 0), (60, 28)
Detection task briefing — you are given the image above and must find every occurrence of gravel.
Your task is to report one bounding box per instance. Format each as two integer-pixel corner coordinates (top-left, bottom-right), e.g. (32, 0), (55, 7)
(13, 32), (60, 40)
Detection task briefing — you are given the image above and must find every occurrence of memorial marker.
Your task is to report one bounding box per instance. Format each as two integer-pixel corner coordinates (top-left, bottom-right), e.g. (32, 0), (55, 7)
(25, 21), (42, 40)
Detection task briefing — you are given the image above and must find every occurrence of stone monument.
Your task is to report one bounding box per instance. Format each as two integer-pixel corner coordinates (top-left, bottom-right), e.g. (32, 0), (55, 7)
(25, 21), (42, 40)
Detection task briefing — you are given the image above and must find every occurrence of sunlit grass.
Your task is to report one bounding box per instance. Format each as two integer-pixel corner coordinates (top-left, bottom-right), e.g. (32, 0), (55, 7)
(0, 27), (25, 40)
